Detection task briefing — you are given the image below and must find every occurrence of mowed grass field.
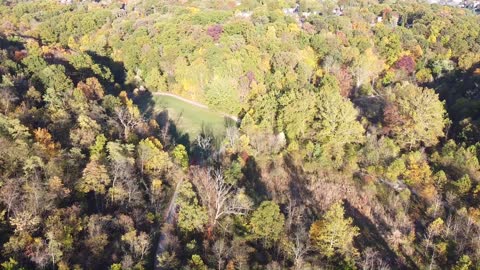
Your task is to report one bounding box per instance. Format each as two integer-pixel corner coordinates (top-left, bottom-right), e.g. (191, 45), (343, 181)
(151, 95), (235, 141)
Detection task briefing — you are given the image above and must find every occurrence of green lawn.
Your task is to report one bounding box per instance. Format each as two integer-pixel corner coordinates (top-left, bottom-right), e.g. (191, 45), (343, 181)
(151, 95), (235, 141)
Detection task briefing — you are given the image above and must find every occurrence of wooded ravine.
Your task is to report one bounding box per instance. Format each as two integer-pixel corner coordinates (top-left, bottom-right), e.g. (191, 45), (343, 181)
(0, 0), (480, 269)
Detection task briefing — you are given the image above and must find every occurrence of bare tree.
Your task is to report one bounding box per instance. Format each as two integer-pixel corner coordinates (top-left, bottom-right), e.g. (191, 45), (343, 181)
(361, 248), (390, 270)
(453, 210), (477, 256)
(195, 134), (213, 162)
(107, 142), (143, 206)
(192, 167), (251, 227)
(225, 126), (239, 150)
(423, 219), (444, 270)
(115, 107), (143, 140)
(284, 199), (311, 270)
(212, 169), (250, 224)
(213, 237), (232, 270)
(196, 134), (212, 150)
(0, 178), (21, 216)
(156, 223), (180, 270)
(29, 239), (50, 268)
(0, 86), (18, 114)
(290, 226), (311, 270)
(427, 195), (444, 219)
(160, 118), (171, 145)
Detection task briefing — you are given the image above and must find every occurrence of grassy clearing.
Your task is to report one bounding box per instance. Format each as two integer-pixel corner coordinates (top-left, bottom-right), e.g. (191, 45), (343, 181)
(151, 95), (235, 141)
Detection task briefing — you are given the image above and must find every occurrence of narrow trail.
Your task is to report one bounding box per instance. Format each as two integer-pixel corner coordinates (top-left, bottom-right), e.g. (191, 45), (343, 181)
(154, 180), (183, 270)
(151, 92), (239, 122)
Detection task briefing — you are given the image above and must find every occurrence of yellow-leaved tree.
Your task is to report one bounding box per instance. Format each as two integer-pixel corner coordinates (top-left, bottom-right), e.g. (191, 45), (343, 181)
(309, 202), (359, 260)
(383, 82), (447, 149)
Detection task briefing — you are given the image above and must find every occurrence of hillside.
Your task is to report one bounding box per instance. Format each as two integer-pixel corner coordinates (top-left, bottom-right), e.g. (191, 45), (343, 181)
(0, 0), (480, 269)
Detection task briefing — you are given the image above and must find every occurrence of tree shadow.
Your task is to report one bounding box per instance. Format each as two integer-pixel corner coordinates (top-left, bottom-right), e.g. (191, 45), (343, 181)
(134, 90), (191, 153)
(283, 154), (319, 218)
(136, 93), (239, 168)
(0, 34), (25, 51)
(241, 156), (269, 205)
(39, 49), (134, 97)
(352, 96), (385, 124)
(134, 90), (156, 117)
(164, 116), (191, 152)
(187, 124), (218, 165)
(423, 61), (480, 143)
(424, 62), (480, 113)
(343, 200), (417, 269)
(85, 50), (128, 88)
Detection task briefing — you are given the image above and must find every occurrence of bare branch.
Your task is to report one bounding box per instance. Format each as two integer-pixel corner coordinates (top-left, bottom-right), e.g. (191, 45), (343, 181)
(192, 167), (252, 228)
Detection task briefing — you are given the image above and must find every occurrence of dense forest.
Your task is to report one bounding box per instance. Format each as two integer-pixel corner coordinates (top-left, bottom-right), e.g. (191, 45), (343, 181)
(1, 0), (480, 269)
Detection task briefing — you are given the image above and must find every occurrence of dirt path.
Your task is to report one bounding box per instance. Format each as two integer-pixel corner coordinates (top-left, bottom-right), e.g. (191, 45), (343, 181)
(151, 92), (239, 122)
(154, 180), (183, 270)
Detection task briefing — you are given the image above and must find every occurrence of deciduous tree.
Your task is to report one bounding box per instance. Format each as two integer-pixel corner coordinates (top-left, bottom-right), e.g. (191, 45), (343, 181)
(383, 82), (447, 149)
(250, 201), (285, 245)
(192, 167), (251, 227)
(309, 202), (359, 259)
(176, 181), (208, 233)
(77, 159), (110, 195)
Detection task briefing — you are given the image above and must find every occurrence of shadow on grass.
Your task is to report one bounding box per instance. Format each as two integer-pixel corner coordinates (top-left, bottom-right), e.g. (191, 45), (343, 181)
(134, 90), (239, 165)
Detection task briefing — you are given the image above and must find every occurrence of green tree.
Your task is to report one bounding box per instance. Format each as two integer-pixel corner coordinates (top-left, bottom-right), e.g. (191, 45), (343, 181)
(171, 144), (189, 170)
(0, 114), (30, 143)
(89, 134), (107, 159)
(309, 202), (359, 259)
(176, 182), (208, 233)
(278, 89), (317, 142)
(110, 264), (122, 270)
(188, 254), (207, 270)
(375, 28), (402, 65)
(205, 75), (240, 114)
(77, 159), (111, 195)
(383, 82), (447, 149)
(312, 75), (365, 166)
(70, 114), (101, 148)
(452, 255), (472, 270)
(1, 258), (24, 270)
(137, 137), (169, 175)
(145, 68), (167, 91)
(453, 175), (472, 196)
(250, 201), (285, 245)
(45, 207), (83, 266)
(352, 48), (384, 90)
(77, 77), (104, 100)
(39, 65), (73, 92)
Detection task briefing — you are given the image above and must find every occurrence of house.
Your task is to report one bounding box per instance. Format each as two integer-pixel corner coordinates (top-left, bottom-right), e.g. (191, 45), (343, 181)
(283, 4), (299, 15)
(333, 6), (344, 16)
(236, 11), (253, 18)
(301, 12), (313, 18)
